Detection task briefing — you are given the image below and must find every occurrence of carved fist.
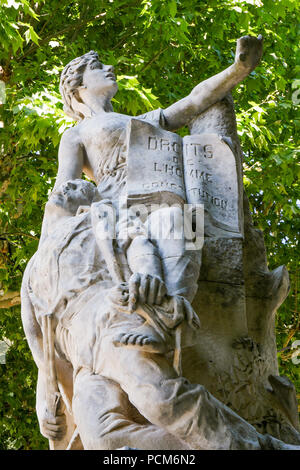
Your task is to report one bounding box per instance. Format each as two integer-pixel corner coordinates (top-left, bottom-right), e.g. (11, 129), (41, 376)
(235, 35), (263, 72)
(40, 409), (67, 441)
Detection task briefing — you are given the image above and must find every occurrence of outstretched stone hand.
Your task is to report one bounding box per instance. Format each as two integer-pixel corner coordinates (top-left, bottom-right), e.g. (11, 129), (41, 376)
(235, 35), (263, 73)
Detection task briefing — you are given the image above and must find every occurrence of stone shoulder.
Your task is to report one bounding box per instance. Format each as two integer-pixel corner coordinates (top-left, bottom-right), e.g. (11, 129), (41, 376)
(60, 125), (82, 146)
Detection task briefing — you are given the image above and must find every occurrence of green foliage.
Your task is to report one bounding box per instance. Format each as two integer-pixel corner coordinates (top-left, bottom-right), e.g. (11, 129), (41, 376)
(0, 306), (48, 449)
(0, 0), (299, 449)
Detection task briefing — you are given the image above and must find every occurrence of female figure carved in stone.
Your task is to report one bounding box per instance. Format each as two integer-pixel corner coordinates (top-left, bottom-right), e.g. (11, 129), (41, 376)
(43, 35), (264, 319)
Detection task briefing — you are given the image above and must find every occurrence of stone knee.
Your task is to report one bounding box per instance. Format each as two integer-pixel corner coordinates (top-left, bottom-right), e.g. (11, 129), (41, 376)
(131, 375), (206, 429)
(72, 369), (137, 450)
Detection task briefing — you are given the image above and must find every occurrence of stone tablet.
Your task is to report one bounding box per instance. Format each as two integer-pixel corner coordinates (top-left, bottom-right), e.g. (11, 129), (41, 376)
(126, 118), (185, 206)
(183, 133), (242, 234)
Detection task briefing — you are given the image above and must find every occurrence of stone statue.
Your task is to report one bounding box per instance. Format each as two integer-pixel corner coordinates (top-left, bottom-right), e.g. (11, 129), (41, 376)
(21, 35), (300, 450)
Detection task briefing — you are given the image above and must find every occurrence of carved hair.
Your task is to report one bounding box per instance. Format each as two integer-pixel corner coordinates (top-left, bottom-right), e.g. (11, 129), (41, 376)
(59, 50), (99, 121)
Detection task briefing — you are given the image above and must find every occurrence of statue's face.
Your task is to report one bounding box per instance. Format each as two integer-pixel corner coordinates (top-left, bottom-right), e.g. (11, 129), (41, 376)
(51, 180), (95, 215)
(81, 58), (118, 99)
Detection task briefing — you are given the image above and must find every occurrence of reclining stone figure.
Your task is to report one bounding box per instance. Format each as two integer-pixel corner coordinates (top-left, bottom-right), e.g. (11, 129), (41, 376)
(21, 179), (299, 450)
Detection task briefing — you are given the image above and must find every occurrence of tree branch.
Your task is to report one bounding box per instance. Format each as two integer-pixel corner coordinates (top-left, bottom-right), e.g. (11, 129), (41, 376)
(0, 232), (39, 240)
(18, 12), (106, 61)
(139, 46), (168, 72)
(0, 291), (21, 309)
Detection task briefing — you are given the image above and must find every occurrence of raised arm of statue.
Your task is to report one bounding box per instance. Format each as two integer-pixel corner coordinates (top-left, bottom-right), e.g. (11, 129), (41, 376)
(163, 35), (263, 131)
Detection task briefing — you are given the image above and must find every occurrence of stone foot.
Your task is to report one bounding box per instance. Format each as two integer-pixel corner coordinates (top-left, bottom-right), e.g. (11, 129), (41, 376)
(113, 328), (167, 354)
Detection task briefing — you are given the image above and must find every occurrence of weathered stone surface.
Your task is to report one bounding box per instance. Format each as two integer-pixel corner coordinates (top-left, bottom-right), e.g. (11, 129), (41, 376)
(199, 238), (244, 284)
(184, 133), (242, 234)
(127, 118), (185, 205)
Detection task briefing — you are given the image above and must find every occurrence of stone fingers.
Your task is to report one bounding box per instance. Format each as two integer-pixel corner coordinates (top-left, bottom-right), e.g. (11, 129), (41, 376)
(46, 415), (65, 425)
(147, 276), (159, 305)
(129, 273), (140, 312)
(183, 298), (201, 330)
(236, 35), (263, 70)
(174, 295), (184, 318)
(41, 414), (67, 441)
(139, 274), (150, 304)
(129, 273), (167, 310)
(156, 279), (167, 305)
